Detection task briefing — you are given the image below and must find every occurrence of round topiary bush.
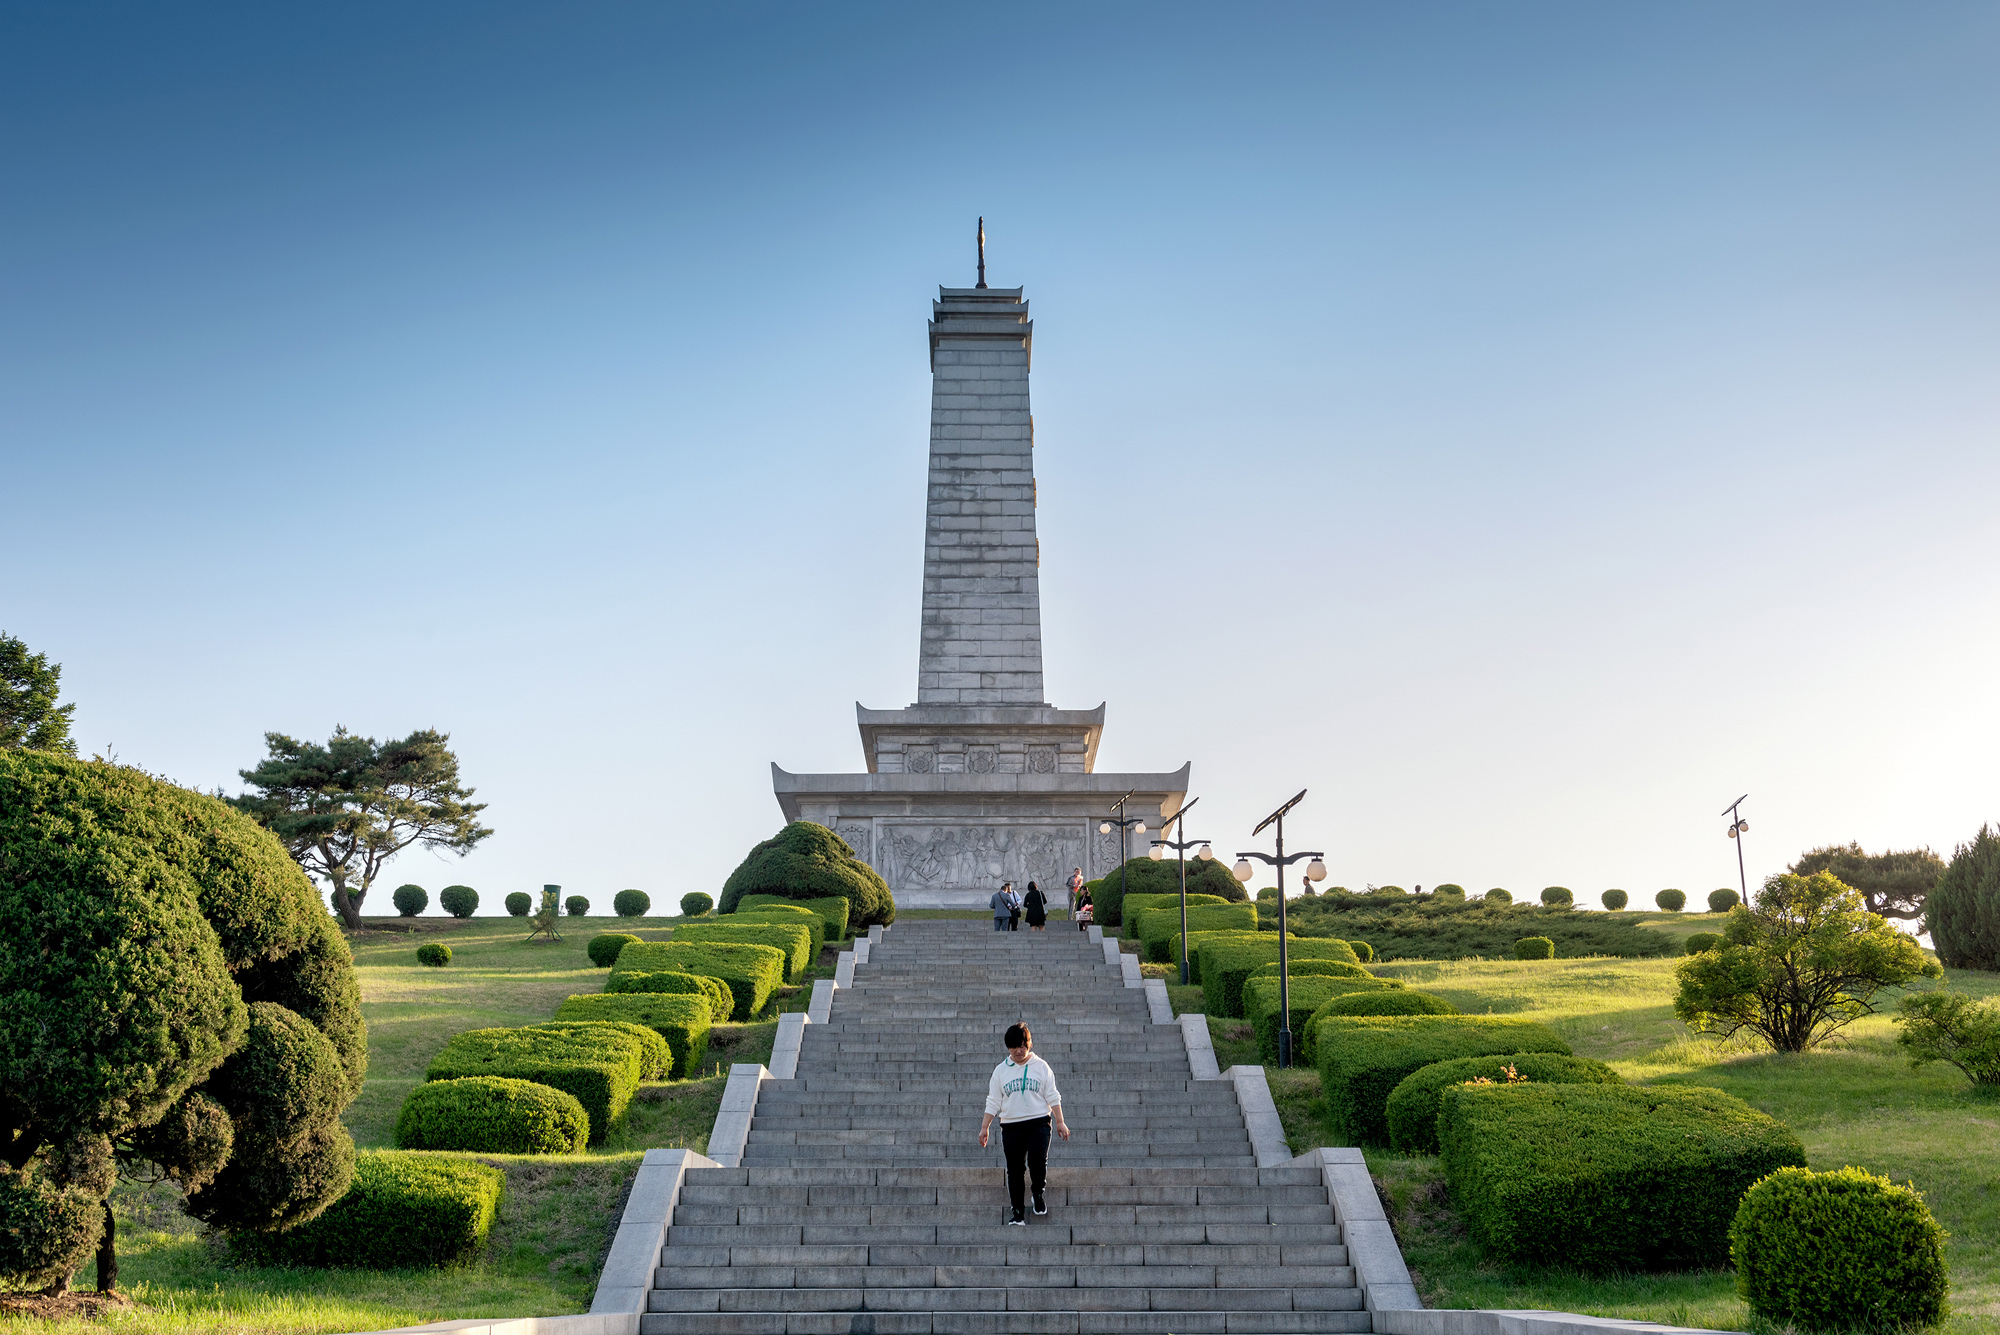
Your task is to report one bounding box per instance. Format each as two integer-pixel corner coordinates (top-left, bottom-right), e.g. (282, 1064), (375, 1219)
(1432, 884), (1466, 899)
(565, 895), (589, 917)
(1373, 885), (1407, 897)
(1385, 1052), (1624, 1153)
(416, 942), (451, 967)
(1484, 888), (1513, 905)
(439, 885), (478, 918)
(395, 1075), (588, 1155)
(613, 889), (650, 918)
(1515, 936), (1556, 960)
(1540, 886), (1573, 907)
(1685, 932), (1723, 956)
(588, 932), (642, 968)
(504, 891), (532, 917)
(392, 883), (428, 917)
(1347, 939), (1374, 963)
(1709, 888), (1740, 913)
(681, 892), (714, 918)
(1657, 888), (1687, 912)
(1731, 1165), (1948, 1330)
(1321, 990), (1459, 1018)
(720, 820), (896, 931)
(1601, 888), (1629, 911)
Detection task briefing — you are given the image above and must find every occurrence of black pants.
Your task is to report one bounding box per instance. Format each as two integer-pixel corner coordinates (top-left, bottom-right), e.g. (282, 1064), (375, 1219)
(1001, 1115), (1051, 1213)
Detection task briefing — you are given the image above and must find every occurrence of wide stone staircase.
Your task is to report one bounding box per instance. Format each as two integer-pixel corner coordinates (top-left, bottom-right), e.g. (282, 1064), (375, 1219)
(643, 920), (1369, 1334)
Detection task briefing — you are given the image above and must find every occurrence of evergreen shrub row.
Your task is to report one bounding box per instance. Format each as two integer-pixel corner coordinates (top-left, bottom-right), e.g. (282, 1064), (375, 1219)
(734, 903), (826, 958)
(1138, 900), (1257, 961)
(1384, 1053), (1622, 1154)
(588, 932), (641, 968)
(395, 1075), (588, 1155)
(1199, 936), (1362, 1017)
(1244, 974), (1405, 1064)
(1313, 1015), (1572, 1145)
(1438, 1082), (1806, 1271)
(605, 968), (733, 1023)
(538, 1019), (669, 1080)
(613, 941), (786, 1021)
(737, 893), (850, 942)
(671, 920), (813, 982)
(425, 1025), (642, 1141)
(555, 992), (713, 1077)
(234, 1150), (504, 1269)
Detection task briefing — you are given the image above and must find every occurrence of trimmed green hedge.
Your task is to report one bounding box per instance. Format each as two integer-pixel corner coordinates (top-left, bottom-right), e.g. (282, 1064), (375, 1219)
(416, 942), (451, 967)
(1200, 936), (1363, 1016)
(1686, 932), (1723, 955)
(734, 904), (826, 959)
(587, 932), (641, 968)
(426, 1027), (640, 1142)
(1439, 1082), (1807, 1270)
(1514, 936), (1555, 960)
(534, 1020), (668, 1081)
(1315, 1016), (1572, 1145)
(604, 969), (732, 1023)
(1731, 1165), (1949, 1329)
(395, 1076), (588, 1154)
(1137, 901), (1257, 962)
(720, 821), (893, 930)
(1295, 980), (1423, 1063)
(1385, 1053), (1622, 1153)
(738, 893), (849, 942)
(1169, 929), (1262, 977)
(1245, 974), (1405, 1064)
(235, 1150), (504, 1268)
(1320, 990), (1458, 1019)
(554, 993), (712, 1078)
(1091, 856), (1247, 926)
(612, 941), (786, 1020)
(1248, 958), (1374, 981)
(670, 920), (813, 982)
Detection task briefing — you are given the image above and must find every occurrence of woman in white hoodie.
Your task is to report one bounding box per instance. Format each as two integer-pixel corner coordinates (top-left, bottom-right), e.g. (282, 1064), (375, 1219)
(976, 1022), (1072, 1225)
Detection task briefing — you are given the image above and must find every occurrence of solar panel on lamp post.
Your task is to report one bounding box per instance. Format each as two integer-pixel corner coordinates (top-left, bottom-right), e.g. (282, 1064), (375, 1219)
(1232, 789), (1328, 1069)
(1148, 797), (1210, 985)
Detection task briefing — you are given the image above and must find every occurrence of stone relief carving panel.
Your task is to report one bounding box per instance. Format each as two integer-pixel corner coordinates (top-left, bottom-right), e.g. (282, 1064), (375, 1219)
(906, 748), (935, 774)
(874, 824), (1086, 896)
(1027, 746), (1056, 774)
(835, 821), (872, 863)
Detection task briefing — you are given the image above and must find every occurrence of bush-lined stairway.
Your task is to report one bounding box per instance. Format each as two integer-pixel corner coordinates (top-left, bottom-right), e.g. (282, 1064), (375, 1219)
(643, 920), (1369, 1334)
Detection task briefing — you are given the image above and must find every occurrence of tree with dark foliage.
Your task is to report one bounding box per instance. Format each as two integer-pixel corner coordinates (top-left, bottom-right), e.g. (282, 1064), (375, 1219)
(0, 631), (76, 754)
(1789, 841), (1945, 923)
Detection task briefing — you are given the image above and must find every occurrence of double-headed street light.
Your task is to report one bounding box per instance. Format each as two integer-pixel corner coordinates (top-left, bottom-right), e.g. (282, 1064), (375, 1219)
(1097, 790), (1147, 921)
(1233, 789), (1329, 1069)
(1722, 794), (1750, 906)
(1148, 797), (1212, 985)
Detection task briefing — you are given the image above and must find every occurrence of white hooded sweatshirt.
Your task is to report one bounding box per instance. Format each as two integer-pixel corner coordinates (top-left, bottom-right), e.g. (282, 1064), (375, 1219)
(985, 1052), (1063, 1124)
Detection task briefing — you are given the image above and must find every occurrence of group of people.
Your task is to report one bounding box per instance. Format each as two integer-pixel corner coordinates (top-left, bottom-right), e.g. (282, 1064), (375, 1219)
(988, 867), (1095, 931)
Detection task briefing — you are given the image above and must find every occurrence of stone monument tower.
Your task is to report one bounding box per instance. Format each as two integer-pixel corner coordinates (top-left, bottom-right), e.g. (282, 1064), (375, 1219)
(773, 237), (1187, 908)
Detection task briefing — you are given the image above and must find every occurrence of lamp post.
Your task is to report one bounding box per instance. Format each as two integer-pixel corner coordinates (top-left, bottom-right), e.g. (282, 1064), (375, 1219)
(1721, 794), (1750, 905)
(1232, 789), (1328, 1070)
(1148, 797), (1211, 985)
(1097, 790), (1147, 929)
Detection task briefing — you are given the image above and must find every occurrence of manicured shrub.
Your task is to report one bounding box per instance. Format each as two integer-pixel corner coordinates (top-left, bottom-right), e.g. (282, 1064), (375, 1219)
(734, 903), (826, 960)
(1515, 936), (1555, 960)
(673, 920), (813, 982)
(235, 1150), (504, 1269)
(1273, 891), (1676, 962)
(555, 992), (712, 1078)
(1540, 887), (1573, 907)
(1439, 1082), (1807, 1271)
(1897, 989), (2000, 1087)
(1484, 888), (1512, 905)
(439, 885), (478, 918)
(1124, 891), (1231, 922)
(565, 895), (589, 917)
(1169, 928), (1260, 977)
(1200, 936), (1363, 1017)
(1248, 958), (1374, 981)
(1432, 884), (1465, 900)
(1320, 990), (1459, 1019)
(612, 941), (786, 1021)
(0, 1163), (102, 1291)
(393, 883), (428, 917)
(1730, 1165), (1949, 1330)
(607, 969), (734, 1024)
(536, 1019), (669, 1081)
(681, 891), (714, 917)
(426, 1026), (640, 1141)
(588, 932), (641, 968)
(395, 1076), (587, 1154)
(1138, 900), (1258, 962)
(417, 942), (451, 967)
(738, 892), (850, 942)
(1385, 1052), (1622, 1153)
(1315, 1016), (1572, 1145)
(505, 891), (532, 917)
(1247, 974), (1407, 1064)
(1927, 823), (2000, 970)
(1256, 886), (1279, 902)
(1601, 888), (1629, 911)
(1087, 855), (1248, 927)
(720, 820), (896, 930)
(1657, 888), (1686, 912)
(1347, 939), (1374, 962)
(1685, 932), (1723, 955)
(1709, 888), (1740, 913)
(613, 888), (651, 918)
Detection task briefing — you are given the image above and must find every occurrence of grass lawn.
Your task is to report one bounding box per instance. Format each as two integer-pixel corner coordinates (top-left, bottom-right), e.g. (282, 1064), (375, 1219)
(24, 913), (832, 1335)
(1207, 934), (2000, 1334)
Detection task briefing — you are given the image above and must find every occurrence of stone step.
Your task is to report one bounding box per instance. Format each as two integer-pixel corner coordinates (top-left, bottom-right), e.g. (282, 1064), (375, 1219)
(673, 1206), (1334, 1228)
(665, 1224), (1347, 1248)
(658, 1267), (1357, 1293)
(663, 1244), (1351, 1267)
(638, 1310), (1375, 1334)
(689, 1167), (1320, 1188)
(676, 1185), (1326, 1207)
(647, 1284), (1363, 1312)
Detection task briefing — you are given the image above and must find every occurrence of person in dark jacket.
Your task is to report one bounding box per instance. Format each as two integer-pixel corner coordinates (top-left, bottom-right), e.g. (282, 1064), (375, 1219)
(1022, 881), (1047, 931)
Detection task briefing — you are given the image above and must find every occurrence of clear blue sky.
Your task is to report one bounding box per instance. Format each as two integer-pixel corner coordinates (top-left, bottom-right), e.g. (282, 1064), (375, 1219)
(6, 3), (1996, 915)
